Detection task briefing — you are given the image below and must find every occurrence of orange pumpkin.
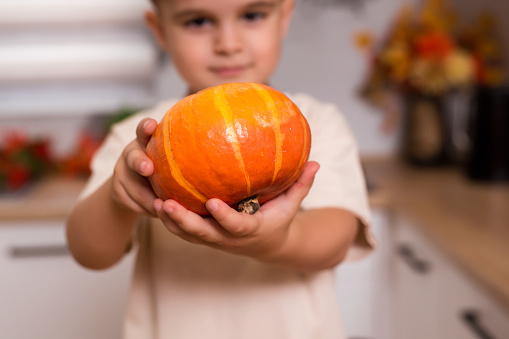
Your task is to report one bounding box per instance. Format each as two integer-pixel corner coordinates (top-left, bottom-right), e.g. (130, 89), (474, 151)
(146, 82), (311, 216)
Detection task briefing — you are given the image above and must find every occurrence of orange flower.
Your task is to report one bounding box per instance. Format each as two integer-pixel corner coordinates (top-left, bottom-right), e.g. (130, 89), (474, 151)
(354, 30), (374, 51)
(414, 31), (454, 59)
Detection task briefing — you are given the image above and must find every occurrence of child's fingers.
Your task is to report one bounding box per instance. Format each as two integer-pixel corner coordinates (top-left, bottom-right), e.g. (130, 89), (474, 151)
(124, 141), (154, 176)
(111, 176), (156, 216)
(136, 118), (158, 147)
(158, 199), (227, 244)
(154, 199), (199, 243)
(206, 199), (259, 237)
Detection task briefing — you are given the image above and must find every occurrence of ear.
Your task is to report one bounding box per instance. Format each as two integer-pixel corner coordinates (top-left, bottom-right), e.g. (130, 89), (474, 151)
(279, 0), (295, 38)
(145, 10), (169, 51)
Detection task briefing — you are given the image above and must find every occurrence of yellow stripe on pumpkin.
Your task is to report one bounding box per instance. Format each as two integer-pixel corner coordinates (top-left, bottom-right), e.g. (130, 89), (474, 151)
(162, 106), (207, 203)
(298, 113), (310, 168)
(250, 83), (283, 183)
(213, 86), (251, 195)
(284, 112), (310, 185)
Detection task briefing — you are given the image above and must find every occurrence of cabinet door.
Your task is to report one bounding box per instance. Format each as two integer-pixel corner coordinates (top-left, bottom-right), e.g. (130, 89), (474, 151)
(440, 265), (509, 339)
(335, 209), (392, 339)
(391, 217), (444, 339)
(0, 220), (135, 339)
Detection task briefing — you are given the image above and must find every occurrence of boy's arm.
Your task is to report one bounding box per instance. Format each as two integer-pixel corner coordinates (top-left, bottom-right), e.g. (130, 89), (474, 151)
(259, 207), (359, 271)
(66, 178), (139, 269)
(66, 119), (159, 270)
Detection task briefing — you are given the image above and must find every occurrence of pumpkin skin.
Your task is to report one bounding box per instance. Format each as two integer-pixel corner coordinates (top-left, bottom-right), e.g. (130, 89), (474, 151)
(146, 82), (311, 216)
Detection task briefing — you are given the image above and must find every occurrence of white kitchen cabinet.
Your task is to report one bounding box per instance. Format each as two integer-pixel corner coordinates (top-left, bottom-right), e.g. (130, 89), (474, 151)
(335, 208), (509, 339)
(391, 215), (445, 339)
(391, 216), (509, 339)
(440, 261), (509, 339)
(0, 220), (135, 339)
(335, 208), (393, 339)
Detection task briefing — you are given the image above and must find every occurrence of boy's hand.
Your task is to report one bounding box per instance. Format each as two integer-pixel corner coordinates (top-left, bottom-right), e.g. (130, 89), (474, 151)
(111, 118), (159, 217)
(154, 161), (320, 259)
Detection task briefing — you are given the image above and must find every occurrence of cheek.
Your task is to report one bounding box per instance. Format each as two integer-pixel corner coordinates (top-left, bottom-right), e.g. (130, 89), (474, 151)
(170, 41), (219, 91)
(253, 36), (281, 73)
(172, 42), (204, 66)
(167, 30), (203, 57)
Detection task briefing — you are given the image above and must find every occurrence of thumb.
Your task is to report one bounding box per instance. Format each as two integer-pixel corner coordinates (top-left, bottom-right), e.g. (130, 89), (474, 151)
(284, 161), (320, 205)
(137, 118), (158, 148)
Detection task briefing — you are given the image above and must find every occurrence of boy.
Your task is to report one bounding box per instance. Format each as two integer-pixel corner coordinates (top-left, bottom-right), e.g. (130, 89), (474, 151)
(66, 0), (375, 338)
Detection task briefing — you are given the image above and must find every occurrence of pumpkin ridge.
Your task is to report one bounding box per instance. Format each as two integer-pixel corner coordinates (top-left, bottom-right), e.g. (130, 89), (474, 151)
(162, 106), (207, 203)
(280, 110), (311, 187)
(250, 83), (283, 183)
(287, 112), (311, 184)
(299, 113), (311, 167)
(213, 86), (251, 195)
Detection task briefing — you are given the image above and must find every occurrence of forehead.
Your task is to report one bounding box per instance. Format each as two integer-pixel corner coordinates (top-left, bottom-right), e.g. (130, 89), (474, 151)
(160, 0), (280, 12)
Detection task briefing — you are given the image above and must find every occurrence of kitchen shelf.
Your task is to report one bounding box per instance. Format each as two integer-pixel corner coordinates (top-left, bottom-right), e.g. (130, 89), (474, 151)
(0, 0), (149, 26)
(0, 39), (157, 83)
(0, 78), (156, 117)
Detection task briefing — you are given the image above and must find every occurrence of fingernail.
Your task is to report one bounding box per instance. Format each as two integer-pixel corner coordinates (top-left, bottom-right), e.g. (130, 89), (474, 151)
(154, 200), (162, 212)
(207, 200), (219, 212)
(140, 161), (147, 174)
(164, 205), (174, 214)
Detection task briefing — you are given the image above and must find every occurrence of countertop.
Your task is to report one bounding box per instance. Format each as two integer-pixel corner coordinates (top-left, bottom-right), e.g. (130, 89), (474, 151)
(0, 176), (87, 222)
(0, 170), (389, 221)
(1, 158), (509, 313)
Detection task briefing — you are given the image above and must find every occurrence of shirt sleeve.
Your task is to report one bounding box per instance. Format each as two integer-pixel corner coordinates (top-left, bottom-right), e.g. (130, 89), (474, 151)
(77, 126), (128, 201)
(78, 102), (172, 201)
(291, 93), (377, 262)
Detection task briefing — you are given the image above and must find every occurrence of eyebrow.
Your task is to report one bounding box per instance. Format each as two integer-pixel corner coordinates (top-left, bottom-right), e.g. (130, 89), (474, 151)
(172, 9), (207, 22)
(244, 1), (278, 9)
(172, 1), (278, 21)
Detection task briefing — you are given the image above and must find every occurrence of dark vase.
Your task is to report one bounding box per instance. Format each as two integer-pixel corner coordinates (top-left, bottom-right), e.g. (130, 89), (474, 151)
(401, 92), (451, 167)
(465, 84), (509, 182)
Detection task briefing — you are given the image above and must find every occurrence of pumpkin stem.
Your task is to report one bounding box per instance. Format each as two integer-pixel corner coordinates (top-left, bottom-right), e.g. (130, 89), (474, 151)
(237, 196), (260, 215)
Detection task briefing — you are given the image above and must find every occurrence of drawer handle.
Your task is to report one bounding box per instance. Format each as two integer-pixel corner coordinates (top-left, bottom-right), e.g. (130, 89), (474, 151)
(461, 310), (497, 339)
(9, 244), (70, 259)
(397, 244), (431, 274)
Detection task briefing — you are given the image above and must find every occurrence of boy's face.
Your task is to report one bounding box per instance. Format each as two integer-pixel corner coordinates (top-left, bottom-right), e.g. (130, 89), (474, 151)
(146, 0), (294, 94)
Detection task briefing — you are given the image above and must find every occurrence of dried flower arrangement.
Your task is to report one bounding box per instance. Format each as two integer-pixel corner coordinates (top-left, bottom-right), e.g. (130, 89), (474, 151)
(355, 0), (505, 109)
(354, 0), (506, 166)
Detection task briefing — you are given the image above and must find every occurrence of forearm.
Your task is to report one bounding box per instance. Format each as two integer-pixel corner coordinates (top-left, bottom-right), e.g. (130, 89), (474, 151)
(257, 208), (359, 271)
(66, 177), (139, 270)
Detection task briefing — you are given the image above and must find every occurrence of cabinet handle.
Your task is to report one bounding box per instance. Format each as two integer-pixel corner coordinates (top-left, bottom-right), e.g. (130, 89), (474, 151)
(461, 310), (497, 339)
(9, 244), (69, 259)
(397, 244), (431, 274)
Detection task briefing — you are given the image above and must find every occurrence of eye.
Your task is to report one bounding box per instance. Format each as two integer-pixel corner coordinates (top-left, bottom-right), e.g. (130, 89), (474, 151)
(185, 16), (211, 28)
(242, 11), (266, 22)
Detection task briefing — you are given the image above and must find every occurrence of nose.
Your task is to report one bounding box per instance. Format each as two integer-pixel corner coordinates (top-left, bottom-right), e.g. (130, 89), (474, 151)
(214, 23), (242, 55)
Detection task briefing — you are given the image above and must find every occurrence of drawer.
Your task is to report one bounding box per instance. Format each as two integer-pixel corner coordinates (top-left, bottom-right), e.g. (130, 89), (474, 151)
(0, 220), (135, 339)
(440, 263), (509, 339)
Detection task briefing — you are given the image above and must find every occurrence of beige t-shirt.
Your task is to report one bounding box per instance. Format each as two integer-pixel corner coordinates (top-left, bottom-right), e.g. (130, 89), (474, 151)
(80, 93), (376, 339)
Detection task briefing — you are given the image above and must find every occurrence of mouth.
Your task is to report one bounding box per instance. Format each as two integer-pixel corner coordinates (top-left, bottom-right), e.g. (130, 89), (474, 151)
(209, 64), (252, 77)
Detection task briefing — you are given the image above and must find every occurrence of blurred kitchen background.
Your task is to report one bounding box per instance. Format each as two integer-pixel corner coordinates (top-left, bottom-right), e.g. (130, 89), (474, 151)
(1, 0), (509, 338)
